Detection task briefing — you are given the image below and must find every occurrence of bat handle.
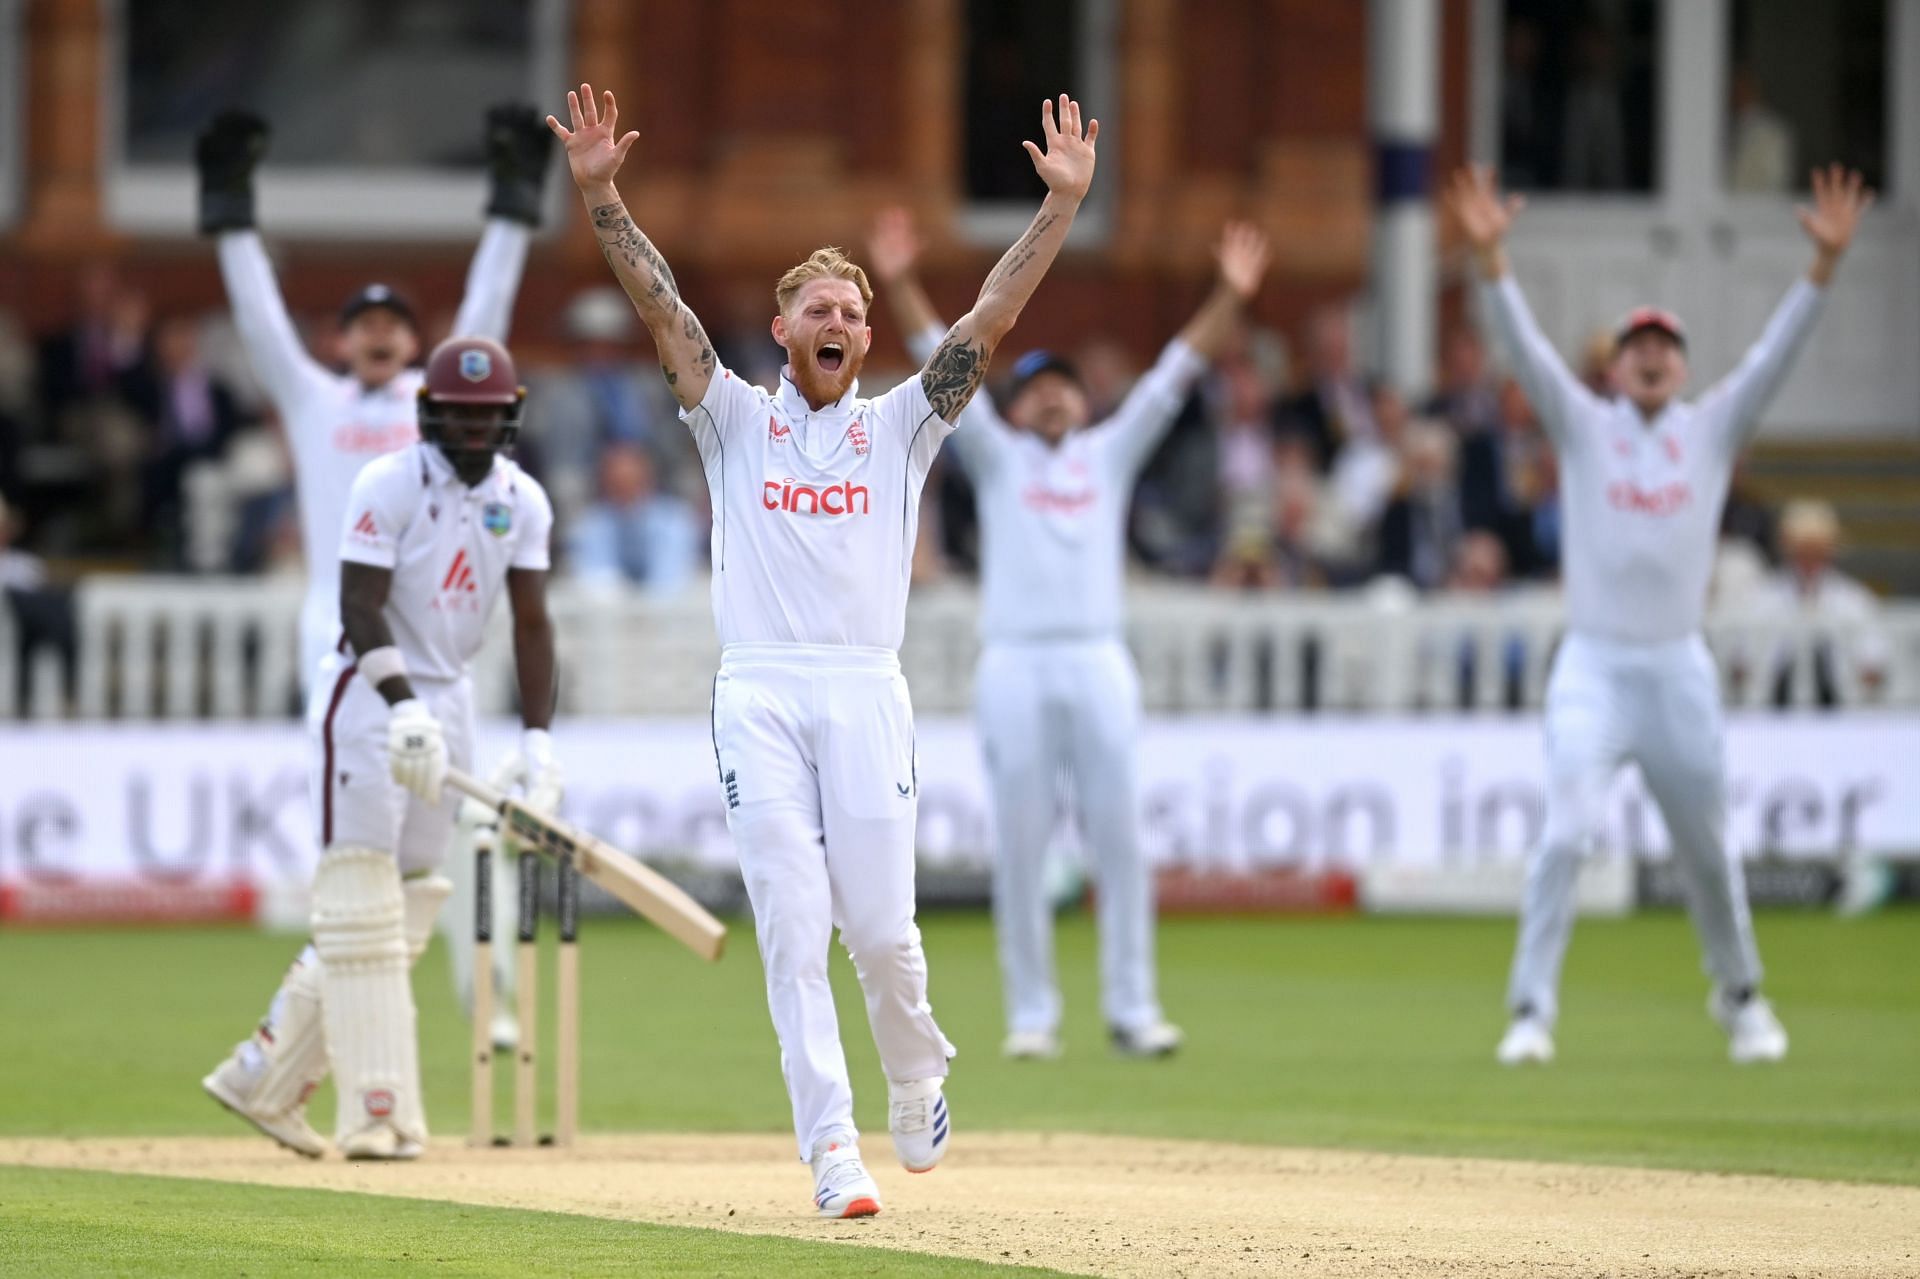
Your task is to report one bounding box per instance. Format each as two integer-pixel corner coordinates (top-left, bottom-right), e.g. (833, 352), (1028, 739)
(445, 766), (507, 812)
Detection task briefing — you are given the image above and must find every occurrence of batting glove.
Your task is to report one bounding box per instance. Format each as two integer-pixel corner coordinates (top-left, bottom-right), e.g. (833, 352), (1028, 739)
(520, 728), (563, 817)
(388, 699), (448, 805)
(195, 110), (270, 235)
(483, 102), (555, 226)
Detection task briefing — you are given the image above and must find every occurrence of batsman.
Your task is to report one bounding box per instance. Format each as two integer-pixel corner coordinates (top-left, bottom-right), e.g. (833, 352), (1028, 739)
(202, 336), (559, 1158)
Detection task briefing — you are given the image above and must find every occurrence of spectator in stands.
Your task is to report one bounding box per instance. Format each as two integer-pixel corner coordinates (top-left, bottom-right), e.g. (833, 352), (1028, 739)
(1276, 301), (1375, 473)
(1375, 420), (1464, 591)
(1577, 329), (1617, 398)
(1727, 65), (1795, 194)
(37, 265), (149, 417)
(567, 441), (700, 596)
(1326, 382), (1408, 565)
(1720, 459), (1778, 562)
(1760, 500), (1888, 706)
(1461, 377), (1559, 578)
(1425, 325), (1501, 436)
(1209, 362), (1280, 585)
(534, 287), (688, 524)
(0, 493), (76, 711)
(1443, 530), (1528, 709)
(122, 314), (243, 567)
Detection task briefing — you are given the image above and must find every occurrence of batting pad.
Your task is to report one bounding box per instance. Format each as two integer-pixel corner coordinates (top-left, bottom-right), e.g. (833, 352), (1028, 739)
(248, 945), (327, 1115)
(312, 846), (424, 1145)
(402, 875), (454, 964)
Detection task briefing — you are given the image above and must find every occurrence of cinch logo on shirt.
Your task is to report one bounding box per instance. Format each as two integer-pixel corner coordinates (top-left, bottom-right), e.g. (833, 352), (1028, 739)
(1607, 480), (1693, 516)
(1021, 484), (1096, 515)
(331, 423), (418, 454)
(762, 477), (870, 517)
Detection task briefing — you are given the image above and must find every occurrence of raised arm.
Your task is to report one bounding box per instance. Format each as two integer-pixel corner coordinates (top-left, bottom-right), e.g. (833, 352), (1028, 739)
(920, 95), (1098, 423)
(1102, 222), (1271, 474)
(196, 111), (329, 404)
(868, 206), (1012, 474)
(548, 84), (714, 410)
(1704, 164), (1869, 454)
(448, 104), (554, 341)
(1445, 166), (1596, 447)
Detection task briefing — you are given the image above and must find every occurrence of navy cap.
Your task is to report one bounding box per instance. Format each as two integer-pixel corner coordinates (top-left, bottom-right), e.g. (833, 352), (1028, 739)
(1008, 349), (1081, 397)
(339, 283), (418, 330)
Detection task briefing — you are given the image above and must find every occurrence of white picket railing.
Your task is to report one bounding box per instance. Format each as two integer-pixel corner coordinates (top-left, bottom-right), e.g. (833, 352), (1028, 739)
(4, 575), (1917, 720)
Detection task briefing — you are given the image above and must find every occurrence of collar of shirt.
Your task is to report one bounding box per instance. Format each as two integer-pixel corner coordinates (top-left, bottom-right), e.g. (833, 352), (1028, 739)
(775, 369), (860, 423)
(418, 442), (508, 498)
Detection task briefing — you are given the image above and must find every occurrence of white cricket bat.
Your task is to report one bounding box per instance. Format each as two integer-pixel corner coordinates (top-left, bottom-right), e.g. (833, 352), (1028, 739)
(446, 768), (728, 963)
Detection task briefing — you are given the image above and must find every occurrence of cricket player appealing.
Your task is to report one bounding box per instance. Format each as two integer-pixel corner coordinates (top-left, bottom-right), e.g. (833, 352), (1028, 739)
(550, 83), (1096, 1216)
(869, 210), (1272, 1060)
(196, 104), (554, 1051)
(204, 335), (557, 1158)
(1445, 164), (1873, 1066)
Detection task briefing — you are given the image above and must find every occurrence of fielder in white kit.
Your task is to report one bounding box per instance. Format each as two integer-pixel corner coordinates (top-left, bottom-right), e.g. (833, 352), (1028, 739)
(195, 104), (554, 1052)
(1446, 164), (1874, 1066)
(869, 210), (1272, 1060)
(549, 83), (1097, 1216)
(203, 335), (558, 1159)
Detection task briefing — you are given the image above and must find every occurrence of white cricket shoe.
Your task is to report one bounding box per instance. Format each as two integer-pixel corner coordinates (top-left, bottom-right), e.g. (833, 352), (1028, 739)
(201, 1049), (326, 1159)
(1496, 1015), (1555, 1066)
(887, 1078), (951, 1173)
(338, 1124), (425, 1161)
(1711, 988), (1788, 1064)
(810, 1141), (882, 1218)
(1110, 1020), (1184, 1058)
(1001, 1029), (1062, 1060)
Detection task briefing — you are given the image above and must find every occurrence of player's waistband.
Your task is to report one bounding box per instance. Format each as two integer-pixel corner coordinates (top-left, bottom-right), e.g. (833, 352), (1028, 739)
(981, 630), (1124, 650)
(720, 642), (900, 674)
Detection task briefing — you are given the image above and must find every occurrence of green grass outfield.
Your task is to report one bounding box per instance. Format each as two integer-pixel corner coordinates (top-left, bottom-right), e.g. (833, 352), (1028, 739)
(2, 910), (1916, 1274)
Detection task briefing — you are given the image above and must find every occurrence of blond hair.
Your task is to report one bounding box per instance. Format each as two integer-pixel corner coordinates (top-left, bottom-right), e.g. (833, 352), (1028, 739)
(775, 247), (872, 315)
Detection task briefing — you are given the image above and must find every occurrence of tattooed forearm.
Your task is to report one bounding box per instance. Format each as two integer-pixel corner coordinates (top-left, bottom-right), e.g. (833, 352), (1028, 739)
(979, 212), (1058, 299)
(681, 306), (717, 378)
(921, 332), (989, 423)
(589, 201), (679, 308)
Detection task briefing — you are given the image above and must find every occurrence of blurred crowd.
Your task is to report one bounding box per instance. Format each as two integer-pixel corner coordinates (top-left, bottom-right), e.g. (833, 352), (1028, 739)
(0, 271), (1891, 708)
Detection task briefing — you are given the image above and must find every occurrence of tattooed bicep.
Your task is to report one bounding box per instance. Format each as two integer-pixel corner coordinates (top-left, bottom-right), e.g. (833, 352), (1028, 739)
(921, 329), (989, 423)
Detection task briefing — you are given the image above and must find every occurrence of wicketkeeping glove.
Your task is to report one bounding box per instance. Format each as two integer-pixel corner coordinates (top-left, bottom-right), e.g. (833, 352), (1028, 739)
(483, 102), (555, 226)
(194, 110), (270, 235)
(388, 699), (448, 805)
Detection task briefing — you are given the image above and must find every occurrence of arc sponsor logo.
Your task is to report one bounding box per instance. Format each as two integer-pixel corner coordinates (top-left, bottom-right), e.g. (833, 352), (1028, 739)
(762, 476), (870, 517)
(350, 511), (380, 541)
(441, 550), (478, 592)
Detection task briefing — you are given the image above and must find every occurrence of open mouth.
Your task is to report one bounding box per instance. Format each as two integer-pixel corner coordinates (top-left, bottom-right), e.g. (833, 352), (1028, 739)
(817, 342), (845, 374)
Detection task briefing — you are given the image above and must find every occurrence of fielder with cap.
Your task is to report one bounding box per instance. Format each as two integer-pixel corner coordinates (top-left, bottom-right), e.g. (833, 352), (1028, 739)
(204, 335), (557, 1159)
(1445, 163), (1874, 1066)
(195, 107), (557, 1145)
(870, 208), (1272, 1061)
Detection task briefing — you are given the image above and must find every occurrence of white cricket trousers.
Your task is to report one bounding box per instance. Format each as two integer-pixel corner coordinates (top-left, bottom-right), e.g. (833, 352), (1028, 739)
(976, 638), (1161, 1037)
(1508, 631), (1762, 1024)
(711, 643), (955, 1160)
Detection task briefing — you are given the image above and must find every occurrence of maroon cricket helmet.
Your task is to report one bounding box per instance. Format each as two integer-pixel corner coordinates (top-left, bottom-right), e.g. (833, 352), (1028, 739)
(417, 336), (527, 478)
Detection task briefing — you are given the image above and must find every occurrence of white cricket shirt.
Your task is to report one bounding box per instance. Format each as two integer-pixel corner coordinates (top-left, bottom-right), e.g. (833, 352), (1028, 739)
(682, 367), (952, 650)
(1480, 275), (1824, 643)
(910, 328), (1206, 642)
(337, 444), (553, 683)
(216, 225), (530, 676)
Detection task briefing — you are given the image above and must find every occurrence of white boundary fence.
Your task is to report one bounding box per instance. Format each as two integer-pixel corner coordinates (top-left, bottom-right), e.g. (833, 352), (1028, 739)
(4, 577), (1918, 720)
